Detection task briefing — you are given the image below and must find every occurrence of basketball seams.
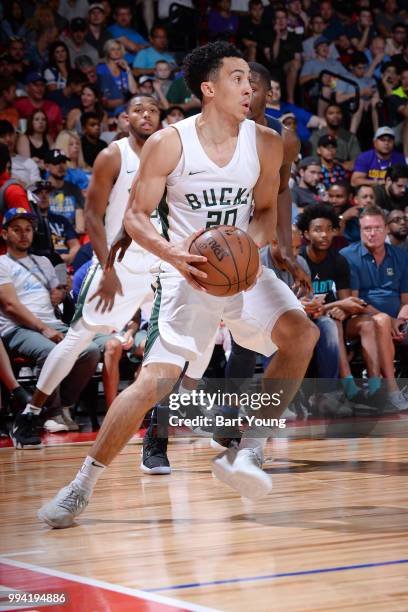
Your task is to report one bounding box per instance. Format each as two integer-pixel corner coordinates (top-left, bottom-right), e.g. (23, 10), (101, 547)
(215, 227), (241, 294)
(190, 235), (232, 295)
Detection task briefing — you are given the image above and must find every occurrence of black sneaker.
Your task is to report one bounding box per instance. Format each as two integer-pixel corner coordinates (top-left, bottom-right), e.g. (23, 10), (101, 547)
(140, 430), (171, 474)
(9, 412), (42, 449)
(9, 386), (32, 413)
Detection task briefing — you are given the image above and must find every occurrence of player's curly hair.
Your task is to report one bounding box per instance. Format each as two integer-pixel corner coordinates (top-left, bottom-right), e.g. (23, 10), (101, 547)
(183, 42), (243, 101)
(296, 204), (340, 233)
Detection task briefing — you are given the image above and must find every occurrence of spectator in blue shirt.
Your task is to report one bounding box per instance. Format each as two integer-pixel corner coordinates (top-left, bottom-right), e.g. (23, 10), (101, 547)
(340, 205), (408, 411)
(132, 26), (176, 77)
(265, 77), (325, 143)
(107, 4), (148, 65)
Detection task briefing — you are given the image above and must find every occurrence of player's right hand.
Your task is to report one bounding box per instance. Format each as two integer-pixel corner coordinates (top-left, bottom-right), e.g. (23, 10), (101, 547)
(89, 268), (124, 313)
(167, 230), (208, 292)
(105, 226), (132, 271)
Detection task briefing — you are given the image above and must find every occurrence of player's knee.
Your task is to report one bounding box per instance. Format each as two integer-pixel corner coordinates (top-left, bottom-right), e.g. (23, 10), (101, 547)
(273, 311), (319, 354)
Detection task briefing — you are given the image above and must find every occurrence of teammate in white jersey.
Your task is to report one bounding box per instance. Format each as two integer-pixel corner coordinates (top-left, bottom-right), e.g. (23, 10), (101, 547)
(39, 42), (319, 528)
(13, 96), (162, 448)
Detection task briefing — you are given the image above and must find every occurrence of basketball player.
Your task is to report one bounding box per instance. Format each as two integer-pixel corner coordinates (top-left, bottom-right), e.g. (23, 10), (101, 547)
(38, 42), (319, 528)
(13, 96), (162, 446)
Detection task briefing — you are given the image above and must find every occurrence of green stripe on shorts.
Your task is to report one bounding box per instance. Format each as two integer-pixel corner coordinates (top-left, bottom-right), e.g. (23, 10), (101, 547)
(143, 278), (162, 359)
(70, 261), (100, 325)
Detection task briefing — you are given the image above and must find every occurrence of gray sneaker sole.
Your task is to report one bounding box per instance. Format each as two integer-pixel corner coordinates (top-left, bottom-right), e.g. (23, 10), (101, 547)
(212, 458), (272, 500)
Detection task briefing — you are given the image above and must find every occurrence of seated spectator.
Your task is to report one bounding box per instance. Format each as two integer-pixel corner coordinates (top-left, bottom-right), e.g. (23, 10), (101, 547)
(265, 77), (325, 144)
(54, 130), (90, 190)
(310, 104), (361, 171)
(150, 60), (174, 109)
(376, 0), (399, 38)
(392, 44), (408, 75)
(340, 206), (408, 411)
(299, 36), (349, 114)
(162, 106), (186, 127)
(16, 110), (53, 175)
(351, 126), (406, 186)
(64, 18), (99, 66)
(0, 208), (100, 446)
(86, 2), (111, 58)
(374, 164), (408, 211)
(327, 181), (351, 217)
(138, 75), (154, 96)
(379, 61), (400, 100)
(80, 112), (107, 167)
(107, 4), (148, 65)
(27, 25), (59, 73)
(320, 0), (345, 41)
(100, 107), (130, 143)
(292, 157), (325, 209)
(165, 75), (201, 117)
(385, 22), (407, 57)
(0, 120), (40, 186)
(286, 0), (308, 37)
(316, 135), (346, 189)
(271, 8), (302, 105)
(364, 37), (391, 82)
(386, 209), (408, 250)
(302, 14), (339, 62)
(336, 52), (380, 135)
(44, 41), (72, 91)
(207, 0), (238, 43)
(75, 54), (99, 85)
(385, 67), (408, 160)
(58, 0), (89, 21)
(238, 0), (271, 65)
(346, 8), (376, 52)
(0, 144), (33, 252)
(132, 26), (176, 77)
(31, 180), (80, 265)
(1, 2), (28, 43)
(340, 184), (375, 244)
(1, 36), (32, 84)
(97, 39), (138, 115)
(45, 149), (85, 234)
(14, 72), (62, 140)
(0, 78), (19, 129)
(66, 83), (109, 134)
(45, 69), (88, 120)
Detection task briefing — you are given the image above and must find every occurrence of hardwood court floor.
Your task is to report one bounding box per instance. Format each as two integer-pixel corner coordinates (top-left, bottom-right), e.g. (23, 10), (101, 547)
(1, 436), (408, 611)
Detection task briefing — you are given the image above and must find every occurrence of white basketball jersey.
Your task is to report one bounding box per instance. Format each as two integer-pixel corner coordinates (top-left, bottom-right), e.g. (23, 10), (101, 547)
(104, 137), (161, 254)
(162, 114), (260, 242)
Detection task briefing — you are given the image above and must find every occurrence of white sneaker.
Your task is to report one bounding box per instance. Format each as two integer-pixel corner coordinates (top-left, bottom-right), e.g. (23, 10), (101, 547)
(61, 407), (79, 431)
(212, 447), (272, 500)
(388, 389), (408, 412)
(38, 482), (89, 528)
(43, 415), (69, 433)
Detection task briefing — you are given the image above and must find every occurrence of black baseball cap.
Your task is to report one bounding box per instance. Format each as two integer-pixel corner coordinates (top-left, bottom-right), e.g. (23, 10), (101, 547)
(45, 149), (70, 164)
(31, 180), (53, 192)
(317, 134), (337, 147)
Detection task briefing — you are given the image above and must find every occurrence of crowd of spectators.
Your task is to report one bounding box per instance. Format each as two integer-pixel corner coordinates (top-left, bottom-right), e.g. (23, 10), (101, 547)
(1, 0), (408, 440)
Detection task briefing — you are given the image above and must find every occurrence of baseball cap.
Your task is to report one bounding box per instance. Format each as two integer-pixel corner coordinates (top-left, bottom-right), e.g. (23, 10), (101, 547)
(88, 2), (104, 11)
(317, 134), (337, 147)
(374, 126), (395, 139)
(139, 75), (154, 85)
(45, 149), (70, 164)
(31, 180), (53, 192)
(299, 156), (321, 169)
(25, 71), (46, 85)
(3, 207), (37, 227)
(313, 35), (329, 49)
(70, 17), (88, 31)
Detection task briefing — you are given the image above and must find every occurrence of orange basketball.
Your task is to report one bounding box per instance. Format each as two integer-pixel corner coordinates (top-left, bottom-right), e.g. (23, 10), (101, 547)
(189, 225), (260, 297)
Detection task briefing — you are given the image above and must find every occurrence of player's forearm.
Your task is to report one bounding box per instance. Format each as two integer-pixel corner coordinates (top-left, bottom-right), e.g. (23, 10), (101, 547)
(124, 208), (174, 262)
(276, 187), (293, 258)
(85, 209), (110, 266)
(248, 206), (277, 249)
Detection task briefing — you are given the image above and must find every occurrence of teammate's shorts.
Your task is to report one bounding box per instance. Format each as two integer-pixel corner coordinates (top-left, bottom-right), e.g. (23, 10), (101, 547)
(72, 251), (158, 333)
(143, 265), (304, 371)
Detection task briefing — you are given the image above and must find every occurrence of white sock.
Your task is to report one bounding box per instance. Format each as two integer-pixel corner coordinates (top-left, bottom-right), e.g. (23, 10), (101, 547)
(23, 403), (42, 416)
(73, 455), (106, 496)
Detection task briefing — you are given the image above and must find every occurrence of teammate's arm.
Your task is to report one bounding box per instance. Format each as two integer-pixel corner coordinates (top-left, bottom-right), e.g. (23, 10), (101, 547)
(250, 126), (283, 247)
(123, 128), (207, 290)
(85, 145), (124, 312)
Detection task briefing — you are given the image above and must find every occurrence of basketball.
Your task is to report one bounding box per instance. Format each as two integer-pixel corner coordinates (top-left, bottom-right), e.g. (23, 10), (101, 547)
(189, 225), (260, 296)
